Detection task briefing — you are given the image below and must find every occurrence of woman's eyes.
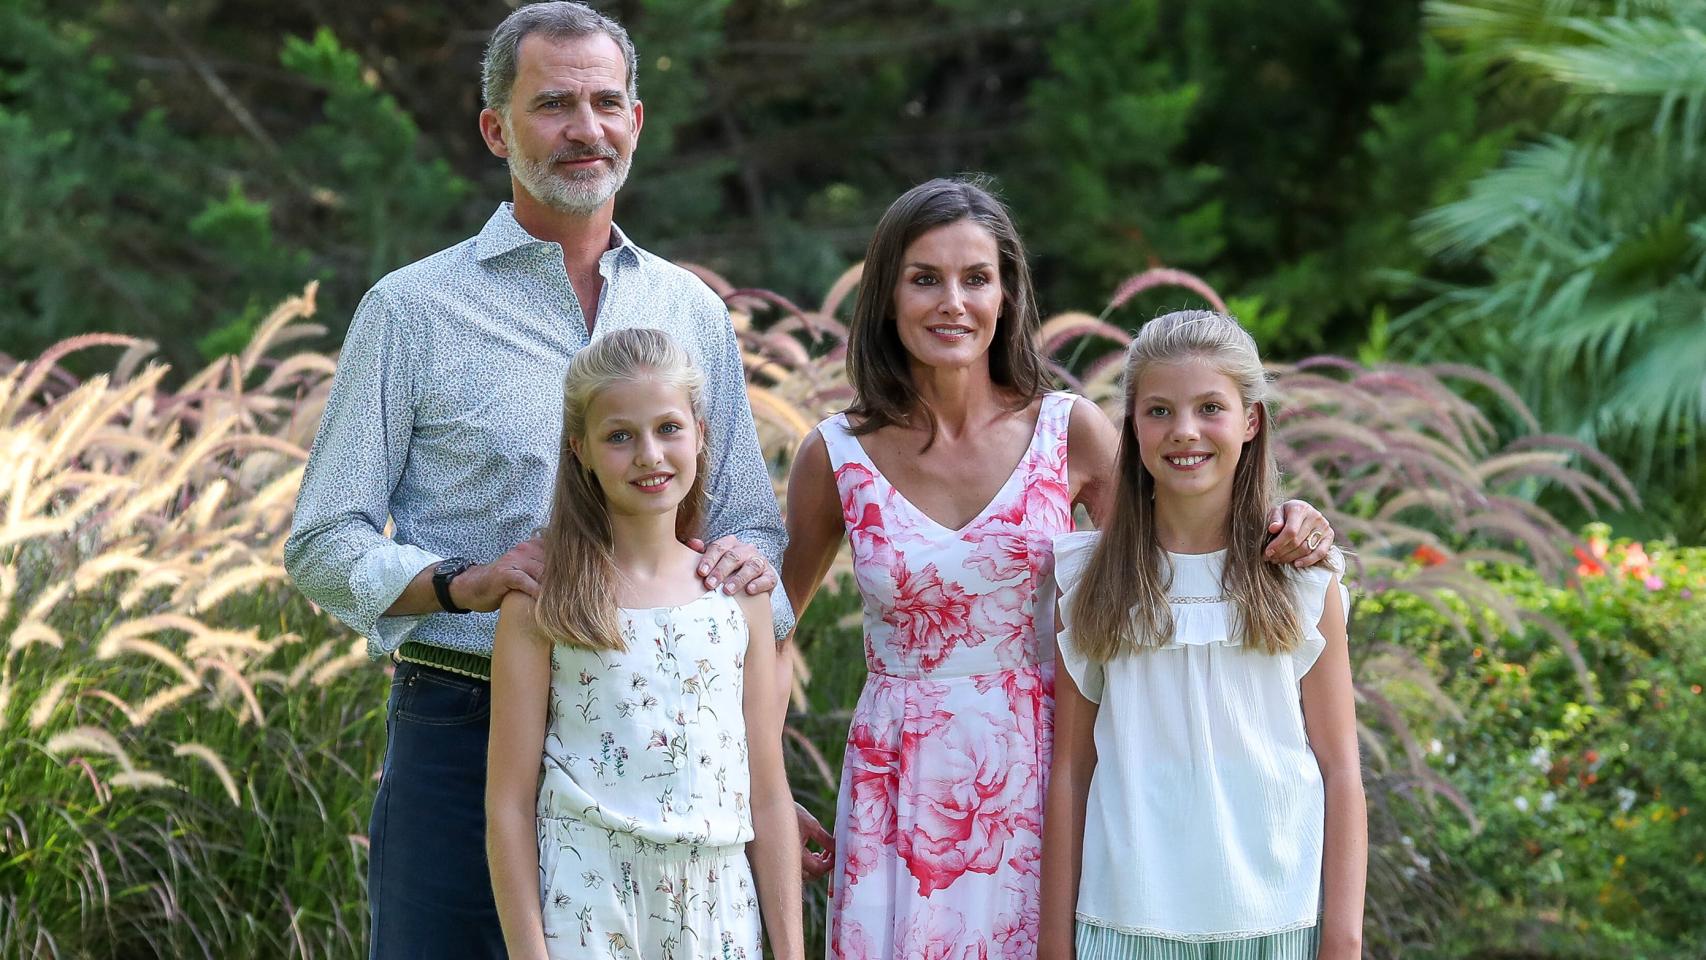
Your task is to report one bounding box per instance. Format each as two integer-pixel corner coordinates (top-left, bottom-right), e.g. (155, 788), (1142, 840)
(1201, 402), (1224, 414)
(606, 430), (631, 443)
(658, 422), (682, 435)
(909, 272), (992, 286)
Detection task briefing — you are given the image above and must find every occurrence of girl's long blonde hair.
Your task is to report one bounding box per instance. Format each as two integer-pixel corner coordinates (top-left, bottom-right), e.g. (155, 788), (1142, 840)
(534, 328), (709, 650)
(1070, 310), (1307, 660)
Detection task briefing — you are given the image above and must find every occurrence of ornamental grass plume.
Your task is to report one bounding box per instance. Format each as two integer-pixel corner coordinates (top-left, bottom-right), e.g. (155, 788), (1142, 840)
(0, 284), (378, 958)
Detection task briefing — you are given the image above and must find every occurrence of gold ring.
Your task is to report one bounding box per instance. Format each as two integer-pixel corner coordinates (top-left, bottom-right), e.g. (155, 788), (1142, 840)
(1305, 530), (1325, 551)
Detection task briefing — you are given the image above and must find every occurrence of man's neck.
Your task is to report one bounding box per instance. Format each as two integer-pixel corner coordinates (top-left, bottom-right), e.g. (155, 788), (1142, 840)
(509, 186), (617, 278)
(510, 185), (617, 327)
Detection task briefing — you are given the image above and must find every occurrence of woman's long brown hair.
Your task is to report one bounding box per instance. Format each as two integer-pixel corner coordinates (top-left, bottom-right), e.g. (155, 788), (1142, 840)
(845, 176), (1048, 446)
(534, 328), (709, 651)
(1070, 311), (1314, 660)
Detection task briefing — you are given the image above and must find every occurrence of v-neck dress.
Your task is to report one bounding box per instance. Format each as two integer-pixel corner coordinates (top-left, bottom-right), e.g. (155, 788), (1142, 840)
(818, 392), (1077, 960)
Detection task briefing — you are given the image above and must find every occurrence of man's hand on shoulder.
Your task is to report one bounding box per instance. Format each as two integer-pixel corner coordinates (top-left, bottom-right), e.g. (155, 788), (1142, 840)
(450, 537), (545, 612)
(687, 535), (777, 596)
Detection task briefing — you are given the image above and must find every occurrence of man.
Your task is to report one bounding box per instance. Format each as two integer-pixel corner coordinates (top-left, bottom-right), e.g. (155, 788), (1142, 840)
(284, 4), (814, 956)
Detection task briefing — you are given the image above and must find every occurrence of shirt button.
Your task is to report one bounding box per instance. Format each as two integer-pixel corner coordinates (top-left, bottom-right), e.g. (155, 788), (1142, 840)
(654, 610), (671, 628)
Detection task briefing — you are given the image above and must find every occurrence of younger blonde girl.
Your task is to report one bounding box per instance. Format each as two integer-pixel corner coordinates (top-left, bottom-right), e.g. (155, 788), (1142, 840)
(486, 328), (802, 960)
(1039, 311), (1366, 960)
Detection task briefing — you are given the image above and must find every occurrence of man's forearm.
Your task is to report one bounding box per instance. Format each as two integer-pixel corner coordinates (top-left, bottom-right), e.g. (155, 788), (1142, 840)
(385, 562), (444, 617)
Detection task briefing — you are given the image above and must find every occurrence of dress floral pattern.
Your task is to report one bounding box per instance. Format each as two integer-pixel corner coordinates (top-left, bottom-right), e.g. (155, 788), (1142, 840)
(536, 592), (761, 960)
(820, 392), (1077, 960)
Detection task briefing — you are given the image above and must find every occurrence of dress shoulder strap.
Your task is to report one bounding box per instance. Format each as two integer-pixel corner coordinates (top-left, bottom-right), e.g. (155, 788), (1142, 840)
(1039, 390), (1079, 445)
(814, 412), (867, 472)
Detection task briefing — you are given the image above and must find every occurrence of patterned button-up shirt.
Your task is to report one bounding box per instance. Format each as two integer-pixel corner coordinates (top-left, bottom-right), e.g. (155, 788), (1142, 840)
(285, 203), (793, 657)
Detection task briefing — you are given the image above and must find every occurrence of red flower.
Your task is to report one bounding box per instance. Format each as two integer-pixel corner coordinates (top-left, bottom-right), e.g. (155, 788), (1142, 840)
(1411, 544), (1449, 567)
(885, 561), (976, 672)
(896, 712), (1035, 895)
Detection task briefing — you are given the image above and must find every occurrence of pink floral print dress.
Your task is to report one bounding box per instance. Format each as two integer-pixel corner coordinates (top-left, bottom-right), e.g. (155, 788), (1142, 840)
(818, 391), (1078, 960)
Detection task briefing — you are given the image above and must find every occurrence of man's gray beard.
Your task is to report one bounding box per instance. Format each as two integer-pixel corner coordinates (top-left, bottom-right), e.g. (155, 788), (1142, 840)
(508, 149), (631, 215)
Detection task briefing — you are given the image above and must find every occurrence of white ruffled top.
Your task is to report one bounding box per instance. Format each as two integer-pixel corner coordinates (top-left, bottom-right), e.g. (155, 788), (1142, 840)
(1051, 530), (1348, 942)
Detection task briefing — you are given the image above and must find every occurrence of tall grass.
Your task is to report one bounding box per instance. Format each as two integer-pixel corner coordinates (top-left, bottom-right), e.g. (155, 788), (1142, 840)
(1, 268), (1633, 957)
(0, 286), (378, 957)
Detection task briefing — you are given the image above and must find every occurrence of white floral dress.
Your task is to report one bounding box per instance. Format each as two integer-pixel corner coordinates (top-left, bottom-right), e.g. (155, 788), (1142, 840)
(818, 392), (1078, 960)
(536, 591), (760, 960)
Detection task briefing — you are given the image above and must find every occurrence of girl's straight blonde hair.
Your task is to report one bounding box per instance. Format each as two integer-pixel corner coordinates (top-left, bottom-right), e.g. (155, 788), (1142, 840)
(1070, 310), (1308, 660)
(534, 327), (709, 650)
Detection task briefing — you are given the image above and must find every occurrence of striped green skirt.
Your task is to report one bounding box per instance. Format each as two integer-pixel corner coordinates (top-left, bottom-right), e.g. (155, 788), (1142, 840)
(1075, 922), (1320, 960)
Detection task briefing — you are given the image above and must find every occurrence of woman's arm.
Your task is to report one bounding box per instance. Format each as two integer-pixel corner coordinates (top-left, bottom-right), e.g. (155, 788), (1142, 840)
(777, 430), (845, 879)
(1039, 601), (1100, 960)
(1065, 395), (1119, 527)
(780, 429), (847, 637)
(1299, 574), (1367, 959)
(739, 592), (805, 960)
(486, 592), (554, 960)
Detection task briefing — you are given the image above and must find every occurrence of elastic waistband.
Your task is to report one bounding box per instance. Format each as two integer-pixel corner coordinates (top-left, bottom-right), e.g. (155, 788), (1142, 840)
(538, 816), (749, 862)
(395, 641), (492, 682)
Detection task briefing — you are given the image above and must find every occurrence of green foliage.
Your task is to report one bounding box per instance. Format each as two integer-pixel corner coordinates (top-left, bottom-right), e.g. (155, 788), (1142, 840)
(279, 28), (470, 287)
(0, 3), (469, 372)
(0, 588), (384, 958)
(1357, 532), (1706, 956)
(1007, 0), (1223, 314)
(1399, 0), (1706, 539)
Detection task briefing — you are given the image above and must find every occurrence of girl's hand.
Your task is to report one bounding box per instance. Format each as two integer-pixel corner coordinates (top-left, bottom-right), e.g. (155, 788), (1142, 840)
(1264, 500), (1334, 568)
(687, 535), (777, 595)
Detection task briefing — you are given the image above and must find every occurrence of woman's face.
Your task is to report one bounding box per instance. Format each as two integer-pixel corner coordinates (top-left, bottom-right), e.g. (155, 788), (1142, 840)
(892, 219), (1005, 375)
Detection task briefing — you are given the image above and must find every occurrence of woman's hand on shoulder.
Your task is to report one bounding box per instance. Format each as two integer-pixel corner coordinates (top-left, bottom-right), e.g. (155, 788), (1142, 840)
(1264, 500), (1335, 568)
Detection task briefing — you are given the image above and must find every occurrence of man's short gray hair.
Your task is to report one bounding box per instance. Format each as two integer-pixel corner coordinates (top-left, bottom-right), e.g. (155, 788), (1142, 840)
(482, 2), (639, 115)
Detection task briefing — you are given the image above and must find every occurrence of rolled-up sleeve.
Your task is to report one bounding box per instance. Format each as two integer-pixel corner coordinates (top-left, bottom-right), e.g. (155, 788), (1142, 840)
(284, 286), (439, 657)
(698, 304), (795, 642)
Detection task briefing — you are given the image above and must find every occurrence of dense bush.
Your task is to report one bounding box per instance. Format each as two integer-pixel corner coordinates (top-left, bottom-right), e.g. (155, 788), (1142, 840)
(1357, 531), (1706, 957)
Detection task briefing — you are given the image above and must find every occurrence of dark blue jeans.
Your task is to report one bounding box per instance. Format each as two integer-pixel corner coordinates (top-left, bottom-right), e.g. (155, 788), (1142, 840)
(368, 660), (507, 959)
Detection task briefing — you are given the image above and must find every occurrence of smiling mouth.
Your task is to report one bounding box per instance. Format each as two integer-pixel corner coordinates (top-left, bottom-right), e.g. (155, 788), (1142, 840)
(1163, 453), (1212, 469)
(632, 473), (673, 491)
(927, 325), (974, 338)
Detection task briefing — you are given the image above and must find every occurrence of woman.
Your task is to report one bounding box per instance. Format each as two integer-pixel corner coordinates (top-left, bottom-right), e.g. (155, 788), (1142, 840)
(782, 178), (1332, 958)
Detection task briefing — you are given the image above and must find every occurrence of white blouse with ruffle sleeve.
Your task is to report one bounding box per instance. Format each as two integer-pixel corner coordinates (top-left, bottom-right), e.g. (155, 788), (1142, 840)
(1051, 530), (1349, 943)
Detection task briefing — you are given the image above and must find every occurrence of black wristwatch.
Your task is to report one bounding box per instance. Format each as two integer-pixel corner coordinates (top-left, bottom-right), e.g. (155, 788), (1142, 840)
(432, 557), (477, 614)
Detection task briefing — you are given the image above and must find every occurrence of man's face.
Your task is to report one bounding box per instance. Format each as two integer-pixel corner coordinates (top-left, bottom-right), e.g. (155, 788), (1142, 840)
(487, 32), (642, 215)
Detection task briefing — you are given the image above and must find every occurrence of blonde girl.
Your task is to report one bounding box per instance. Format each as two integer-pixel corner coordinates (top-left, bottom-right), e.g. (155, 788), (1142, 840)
(485, 328), (802, 960)
(1039, 311), (1367, 960)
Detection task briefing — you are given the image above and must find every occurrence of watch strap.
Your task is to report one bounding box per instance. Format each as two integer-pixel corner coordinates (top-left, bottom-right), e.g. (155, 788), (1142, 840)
(432, 558), (474, 614)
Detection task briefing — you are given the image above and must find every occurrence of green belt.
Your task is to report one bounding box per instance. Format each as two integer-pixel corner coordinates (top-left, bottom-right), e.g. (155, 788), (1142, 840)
(394, 641), (492, 682)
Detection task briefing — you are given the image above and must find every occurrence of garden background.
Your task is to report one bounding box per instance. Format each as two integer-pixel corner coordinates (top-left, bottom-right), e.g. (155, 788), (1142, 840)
(2, 0), (1703, 956)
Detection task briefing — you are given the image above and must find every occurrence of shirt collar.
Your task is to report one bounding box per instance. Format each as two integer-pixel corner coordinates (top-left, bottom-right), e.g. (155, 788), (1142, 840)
(473, 202), (640, 268)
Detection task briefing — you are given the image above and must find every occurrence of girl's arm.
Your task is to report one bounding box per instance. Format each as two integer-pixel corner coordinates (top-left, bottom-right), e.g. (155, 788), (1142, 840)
(486, 592), (554, 960)
(1299, 574), (1367, 959)
(776, 429), (845, 878)
(1065, 395), (1119, 527)
(739, 592), (805, 960)
(1039, 599), (1100, 960)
